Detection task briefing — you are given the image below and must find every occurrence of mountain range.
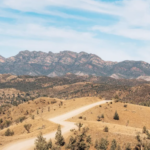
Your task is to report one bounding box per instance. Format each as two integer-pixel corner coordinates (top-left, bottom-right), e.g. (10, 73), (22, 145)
(0, 50), (150, 80)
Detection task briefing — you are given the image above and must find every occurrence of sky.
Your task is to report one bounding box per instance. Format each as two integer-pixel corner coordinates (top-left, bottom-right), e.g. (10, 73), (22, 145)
(0, 0), (150, 62)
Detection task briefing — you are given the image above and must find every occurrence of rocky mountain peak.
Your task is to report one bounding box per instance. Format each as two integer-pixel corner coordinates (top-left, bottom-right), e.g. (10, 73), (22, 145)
(0, 50), (150, 79)
(0, 55), (5, 63)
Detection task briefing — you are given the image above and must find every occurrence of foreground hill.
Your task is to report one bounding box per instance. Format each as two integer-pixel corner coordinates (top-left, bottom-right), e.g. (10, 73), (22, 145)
(1, 50), (150, 79)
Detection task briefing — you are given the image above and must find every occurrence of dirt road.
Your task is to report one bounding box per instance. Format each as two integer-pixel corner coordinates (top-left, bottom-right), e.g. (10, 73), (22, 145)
(2, 100), (110, 150)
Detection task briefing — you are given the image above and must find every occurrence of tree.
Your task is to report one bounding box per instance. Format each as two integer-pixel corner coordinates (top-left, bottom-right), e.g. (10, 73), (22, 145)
(76, 122), (83, 131)
(55, 125), (65, 146)
(47, 139), (53, 149)
(143, 126), (147, 134)
(99, 138), (109, 150)
(110, 139), (117, 150)
(95, 140), (99, 150)
(66, 127), (92, 150)
(34, 133), (48, 150)
(48, 107), (50, 112)
(104, 126), (109, 132)
(125, 143), (131, 150)
(24, 124), (32, 133)
(114, 111), (119, 120)
(5, 129), (14, 136)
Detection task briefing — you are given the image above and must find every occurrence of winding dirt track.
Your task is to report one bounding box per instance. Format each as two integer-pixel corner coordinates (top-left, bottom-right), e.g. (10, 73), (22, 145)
(2, 100), (110, 150)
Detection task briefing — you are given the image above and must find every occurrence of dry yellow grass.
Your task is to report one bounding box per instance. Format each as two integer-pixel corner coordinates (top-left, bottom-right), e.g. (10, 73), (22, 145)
(0, 97), (102, 148)
(69, 102), (150, 129)
(68, 101), (150, 148)
(2, 98), (150, 149)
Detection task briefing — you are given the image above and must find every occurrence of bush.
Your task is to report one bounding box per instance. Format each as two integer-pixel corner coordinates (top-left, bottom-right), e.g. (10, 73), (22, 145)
(114, 111), (119, 120)
(79, 116), (83, 119)
(24, 124), (32, 133)
(147, 132), (150, 139)
(110, 139), (117, 150)
(99, 138), (109, 150)
(76, 122), (83, 131)
(16, 116), (26, 123)
(55, 125), (65, 146)
(143, 126), (147, 133)
(4, 120), (12, 127)
(97, 116), (101, 121)
(35, 132), (52, 150)
(31, 115), (34, 120)
(66, 127), (92, 150)
(5, 129), (14, 136)
(101, 114), (104, 118)
(136, 134), (141, 142)
(114, 95), (119, 100)
(104, 126), (109, 132)
(124, 104), (127, 108)
(0, 119), (3, 124)
(51, 100), (57, 104)
(37, 110), (39, 114)
(125, 143), (131, 150)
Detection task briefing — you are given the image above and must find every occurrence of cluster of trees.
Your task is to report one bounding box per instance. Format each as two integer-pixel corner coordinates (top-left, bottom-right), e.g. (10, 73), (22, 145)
(35, 123), (148, 150)
(34, 125), (64, 150)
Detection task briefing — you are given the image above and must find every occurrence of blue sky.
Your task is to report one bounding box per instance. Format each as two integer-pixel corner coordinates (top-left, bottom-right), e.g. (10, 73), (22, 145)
(0, 0), (150, 62)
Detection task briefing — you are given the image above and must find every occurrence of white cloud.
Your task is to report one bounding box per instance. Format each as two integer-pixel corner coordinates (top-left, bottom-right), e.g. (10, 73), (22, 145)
(0, 22), (137, 62)
(92, 0), (150, 40)
(0, 0), (120, 16)
(0, 0), (150, 63)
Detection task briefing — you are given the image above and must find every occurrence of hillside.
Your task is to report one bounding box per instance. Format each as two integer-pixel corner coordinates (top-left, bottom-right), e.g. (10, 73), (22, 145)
(1, 50), (150, 79)
(0, 74), (150, 108)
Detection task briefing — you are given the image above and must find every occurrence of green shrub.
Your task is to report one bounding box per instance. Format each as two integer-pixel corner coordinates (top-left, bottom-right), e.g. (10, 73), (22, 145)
(110, 139), (117, 150)
(76, 122), (83, 131)
(4, 120), (11, 127)
(0, 119), (3, 124)
(136, 134), (141, 142)
(79, 116), (83, 119)
(97, 116), (101, 121)
(31, 115), (34, 120)
(99, 138), (109, 150)
(24, 124), (32, 133)
(5, 129), (14, 136)
(143, 126), (147, 133)
(124, 104), (127, 108)
(114, 111), (119, 120)
(34, 132), (49, 150)
(101, 114), (104, 118)
(51, 100), (57, 104)
(125, 143), (131, 150)
(104, 126), (109, 132)
(16, 116), (26, 123)
(55, 125), (65, 146)
(66, 127), (92, 150)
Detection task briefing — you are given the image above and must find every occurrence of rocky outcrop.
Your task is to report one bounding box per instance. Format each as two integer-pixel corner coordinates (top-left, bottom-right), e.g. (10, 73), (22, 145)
(0, 50), (150, 79)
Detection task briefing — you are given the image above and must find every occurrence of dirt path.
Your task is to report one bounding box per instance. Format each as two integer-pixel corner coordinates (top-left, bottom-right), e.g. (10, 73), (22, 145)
(2, 100), (110, 150)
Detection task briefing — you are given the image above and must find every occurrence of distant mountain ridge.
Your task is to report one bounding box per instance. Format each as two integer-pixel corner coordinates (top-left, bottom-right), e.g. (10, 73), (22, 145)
(0, 50), (150, 79)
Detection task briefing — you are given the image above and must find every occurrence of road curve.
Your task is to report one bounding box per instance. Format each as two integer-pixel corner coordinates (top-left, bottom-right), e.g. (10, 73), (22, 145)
(2, 100), (110, 150)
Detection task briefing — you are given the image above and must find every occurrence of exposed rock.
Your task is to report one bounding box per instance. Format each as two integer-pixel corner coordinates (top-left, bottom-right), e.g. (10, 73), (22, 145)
(0, 50), (150, 79)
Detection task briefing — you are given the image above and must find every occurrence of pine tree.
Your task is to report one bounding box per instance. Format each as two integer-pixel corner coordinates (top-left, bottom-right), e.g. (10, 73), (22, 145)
(55, 125), (65, 146)
(95, 140), (99, 150)
(47, 139), (53, 149)
(99, 138), (109, 150)
(34, 133), (48, 150)
(110, 139), (117, 150)
(114, 111), (119, 120)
